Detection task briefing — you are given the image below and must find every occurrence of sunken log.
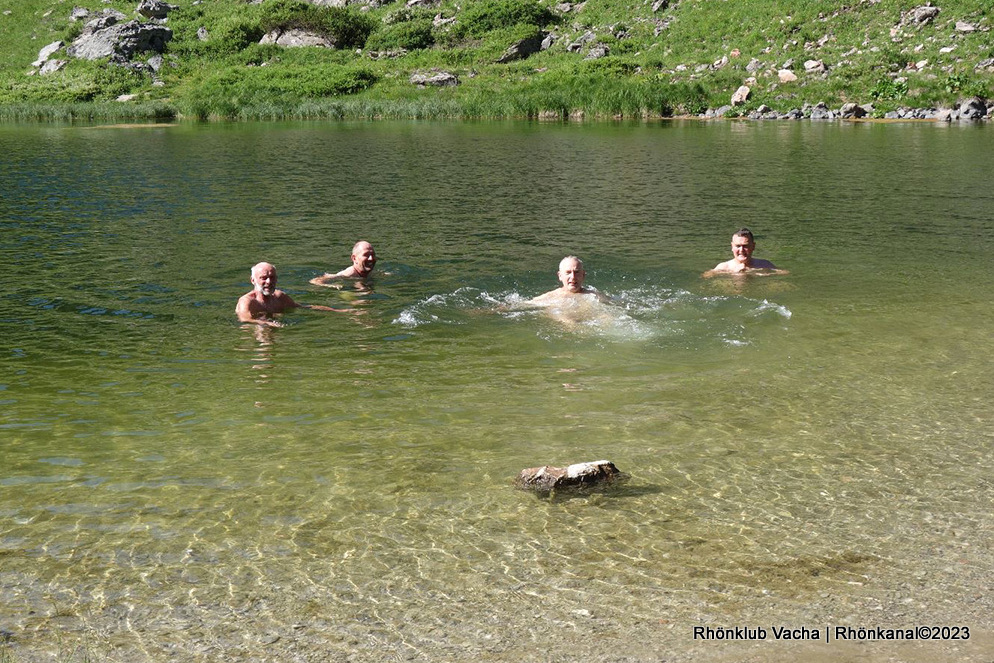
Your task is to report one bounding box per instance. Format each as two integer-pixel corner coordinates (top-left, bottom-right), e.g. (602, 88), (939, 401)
(516, 460), (621, 492)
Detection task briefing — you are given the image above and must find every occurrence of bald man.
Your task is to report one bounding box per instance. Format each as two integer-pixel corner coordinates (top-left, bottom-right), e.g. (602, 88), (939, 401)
(237, 262), (341, 326)
(311, 241), (377, 286)
(529, 256), (611, 305)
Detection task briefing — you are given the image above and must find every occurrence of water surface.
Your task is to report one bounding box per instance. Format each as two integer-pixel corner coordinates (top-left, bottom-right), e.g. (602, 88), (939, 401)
(1, 119), (993, 661)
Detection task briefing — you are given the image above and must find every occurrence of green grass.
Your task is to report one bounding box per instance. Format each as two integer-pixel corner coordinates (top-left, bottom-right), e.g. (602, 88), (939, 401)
(0, 0), (991, 120)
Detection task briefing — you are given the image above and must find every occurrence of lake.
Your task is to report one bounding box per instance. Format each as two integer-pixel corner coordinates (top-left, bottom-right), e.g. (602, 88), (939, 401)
(1, 119), (993, 662)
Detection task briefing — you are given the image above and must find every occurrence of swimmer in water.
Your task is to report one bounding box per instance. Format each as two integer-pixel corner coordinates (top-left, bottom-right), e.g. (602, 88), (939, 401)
(703, 228), (788, 277)
(311, 241), (377, 286)
(237, 262), (346, 327)
(529, 256), (611, 305)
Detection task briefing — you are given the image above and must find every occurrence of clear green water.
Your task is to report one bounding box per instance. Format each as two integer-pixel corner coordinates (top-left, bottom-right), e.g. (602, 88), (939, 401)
(1, 120), (993, 661)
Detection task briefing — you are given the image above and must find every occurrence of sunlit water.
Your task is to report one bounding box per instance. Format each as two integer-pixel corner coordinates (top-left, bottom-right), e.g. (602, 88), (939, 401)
(1, 120), (994, 661)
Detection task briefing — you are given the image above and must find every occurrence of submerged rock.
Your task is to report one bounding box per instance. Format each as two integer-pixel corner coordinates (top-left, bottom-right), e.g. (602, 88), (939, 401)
(516, 460), (622, 492)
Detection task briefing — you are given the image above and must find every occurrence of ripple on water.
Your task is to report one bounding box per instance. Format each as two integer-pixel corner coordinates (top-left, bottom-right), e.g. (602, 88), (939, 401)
(393, 285), (791, 350)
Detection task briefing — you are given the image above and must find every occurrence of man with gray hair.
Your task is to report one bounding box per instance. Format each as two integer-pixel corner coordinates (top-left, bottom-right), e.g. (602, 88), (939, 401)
(237, 262), (342, 326)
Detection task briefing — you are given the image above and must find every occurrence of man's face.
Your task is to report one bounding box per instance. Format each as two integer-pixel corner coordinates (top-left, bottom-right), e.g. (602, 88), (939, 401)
(731, 236), (755, 263)
(352, 243), (377, 273)
(558, 259), (585, 292)
(252, 265), (278, 296)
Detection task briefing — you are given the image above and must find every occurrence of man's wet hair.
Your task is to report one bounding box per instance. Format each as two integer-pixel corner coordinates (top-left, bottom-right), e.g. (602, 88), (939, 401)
(733, 228), (755, 242)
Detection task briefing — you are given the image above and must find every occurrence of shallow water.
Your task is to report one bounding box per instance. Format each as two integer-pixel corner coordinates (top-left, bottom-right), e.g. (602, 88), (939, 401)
(1, 119), (994, 661)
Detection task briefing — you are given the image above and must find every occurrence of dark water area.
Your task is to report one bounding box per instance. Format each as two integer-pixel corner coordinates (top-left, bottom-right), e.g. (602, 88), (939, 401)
(1, 119), (993, 661)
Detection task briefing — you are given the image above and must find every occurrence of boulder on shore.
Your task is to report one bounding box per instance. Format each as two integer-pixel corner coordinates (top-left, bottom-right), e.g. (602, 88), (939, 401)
(67, 16), (171, 60)
(516, 460), (622, 492)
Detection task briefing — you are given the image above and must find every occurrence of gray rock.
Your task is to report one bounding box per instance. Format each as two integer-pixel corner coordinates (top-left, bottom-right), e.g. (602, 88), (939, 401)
(32, 41), (63, 67)
(540, 33), (555, 50)
(976, 58), (994, 71)
(651, 0), (668, 11)
(784, 108), (804, 120)
(884, 110), (902, 119)
(810, 102), (835, 120)
(566, 30), (595, 53)
(70, 6), (90, 21)
(839, 102), (866, 118)
(804, 59), (826, 74)
(516, 460), (621, 492)
(147, 54), (164, 72)
(584, 43), (609, 59)
(903, 5), (940, 26)
(706, 104), (732, 118)
(410, 71), (458, 86)
(68, 18), (172, 60)
(197, 26), (209, 41)
(730, 85), (750, 106)
(259, 28), (335, 48)
(778, 69), (797, 82)
(136, 0), (177, 19)
(954, 21), (976, 33)
(406, 0), (439, 7)
(745, 58), (762, 73)
(39, 59), (67, 75)
(934, 108), (953, 122)
(958, 97), (987, 120)
(496, 31), (547, 63)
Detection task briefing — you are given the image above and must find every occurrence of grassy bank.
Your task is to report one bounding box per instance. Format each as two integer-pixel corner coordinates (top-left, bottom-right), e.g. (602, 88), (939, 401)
(0, 0), (991, 121)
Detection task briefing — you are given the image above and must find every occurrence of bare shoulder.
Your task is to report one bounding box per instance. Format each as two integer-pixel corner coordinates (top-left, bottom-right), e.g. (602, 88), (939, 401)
(703, 261), (733, 277)
(528, 289), (560, 306)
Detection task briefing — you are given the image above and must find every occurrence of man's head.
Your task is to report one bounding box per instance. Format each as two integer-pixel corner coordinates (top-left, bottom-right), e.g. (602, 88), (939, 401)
(557, 256), (585, 293)
(730, 228), (756, 264)
(251, 262), (278, 296)
(351, 241), (377, 276)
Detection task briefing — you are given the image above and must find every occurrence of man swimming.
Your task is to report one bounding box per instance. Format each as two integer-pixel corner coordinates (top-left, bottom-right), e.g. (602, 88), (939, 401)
(236, 262), (343, 326)
(703, 228), (787, 276)
(310, 241), (377, 286)
(529, 256), (611, 305)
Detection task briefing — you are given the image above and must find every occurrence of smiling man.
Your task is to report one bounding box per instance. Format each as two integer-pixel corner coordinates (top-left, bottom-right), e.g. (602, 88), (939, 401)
(310, 241), (378, 286)
(704, 228), (786, 276)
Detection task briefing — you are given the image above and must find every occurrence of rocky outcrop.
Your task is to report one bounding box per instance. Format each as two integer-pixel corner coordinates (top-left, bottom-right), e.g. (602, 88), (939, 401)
(516, 460), (622, 492)
(136, 0), (177, 19)
(259, 28), (336, 48)
(67, 15), (171, 60)
(410, 71), (459, 86)
(32, 41), (63, 67)
(584, 44), (610, 59)
(496, 32), (547, 64)
(730, 85), (750, 106)
(901, 4), (940, 26)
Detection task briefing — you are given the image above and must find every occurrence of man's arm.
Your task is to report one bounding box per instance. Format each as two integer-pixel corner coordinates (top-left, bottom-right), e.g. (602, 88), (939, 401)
(298, 303), (354, 313)
(309, 273), (341, 287)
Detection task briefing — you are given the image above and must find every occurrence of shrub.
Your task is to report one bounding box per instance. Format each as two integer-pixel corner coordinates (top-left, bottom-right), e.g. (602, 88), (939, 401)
(365, 19), (435, 51)
(259, 0), (376, 49)
(453, 0), (556, 39)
